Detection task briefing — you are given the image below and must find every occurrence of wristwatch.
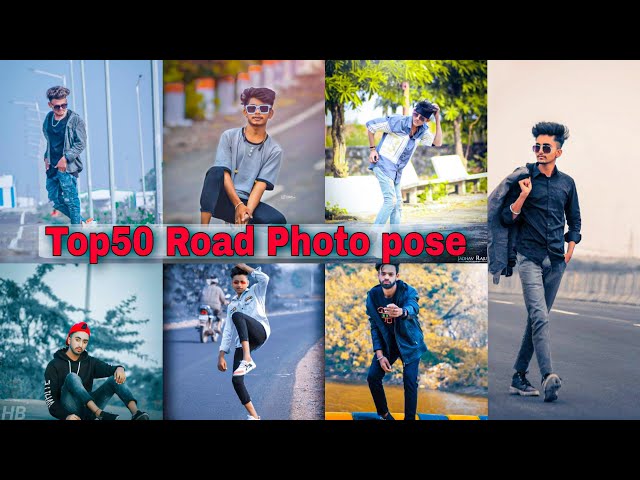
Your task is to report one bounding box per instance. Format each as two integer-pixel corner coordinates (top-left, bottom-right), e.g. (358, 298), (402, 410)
(402, 308), (408, 318)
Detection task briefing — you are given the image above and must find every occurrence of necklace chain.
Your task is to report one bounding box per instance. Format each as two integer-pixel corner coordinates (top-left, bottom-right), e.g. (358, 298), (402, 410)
(52, 112), (65, 128)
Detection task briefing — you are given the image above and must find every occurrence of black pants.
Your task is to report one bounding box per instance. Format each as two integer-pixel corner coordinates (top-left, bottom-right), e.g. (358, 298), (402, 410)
(231, 312), (267, 405)
(199, 166), (286, 224)
(367, 350), (420, 421)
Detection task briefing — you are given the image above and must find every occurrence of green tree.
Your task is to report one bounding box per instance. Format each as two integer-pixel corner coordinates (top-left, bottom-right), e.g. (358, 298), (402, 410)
(0, 265), (157, 401)
(325, 60), (448, 178)
(142, 167), (155, 192)
(421, 60), (487, 169)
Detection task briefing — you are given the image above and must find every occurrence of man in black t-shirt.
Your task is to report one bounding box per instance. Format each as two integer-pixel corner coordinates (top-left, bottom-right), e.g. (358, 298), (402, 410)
(42, 86), (91, 225)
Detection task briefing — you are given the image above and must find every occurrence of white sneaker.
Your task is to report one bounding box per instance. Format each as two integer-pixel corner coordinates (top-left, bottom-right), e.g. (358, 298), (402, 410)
(81, 218), (98, 228)
(233, 359), (257, 376)
(246, 415), (261, 420)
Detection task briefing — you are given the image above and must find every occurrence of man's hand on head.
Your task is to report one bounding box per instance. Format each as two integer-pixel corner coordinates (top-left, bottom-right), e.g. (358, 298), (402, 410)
(114, 366), (126, 384)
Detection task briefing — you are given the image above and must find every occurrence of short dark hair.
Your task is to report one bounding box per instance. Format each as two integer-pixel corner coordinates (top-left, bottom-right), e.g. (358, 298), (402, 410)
(230, 266), (249, 278)
(46, 86), (70, 102)
(532, 122), (570, 148)
(414, 100), (437, 118)
(375, 263), (400, 274)
(240, 87), (276, 106)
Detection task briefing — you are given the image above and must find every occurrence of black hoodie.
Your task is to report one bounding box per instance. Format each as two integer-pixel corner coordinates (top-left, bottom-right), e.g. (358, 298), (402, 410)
(43, 348), (123, 420)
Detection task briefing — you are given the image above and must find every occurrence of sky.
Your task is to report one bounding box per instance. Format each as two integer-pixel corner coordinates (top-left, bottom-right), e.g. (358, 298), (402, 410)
(489, 61), (640, 259)
(0, 263), (163, 368)
(0, 60), (161, 202)
(325, 96), (403, 126)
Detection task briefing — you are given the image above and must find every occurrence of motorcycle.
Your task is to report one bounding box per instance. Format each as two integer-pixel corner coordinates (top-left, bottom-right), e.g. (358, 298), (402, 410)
(197, 304), (222, 343)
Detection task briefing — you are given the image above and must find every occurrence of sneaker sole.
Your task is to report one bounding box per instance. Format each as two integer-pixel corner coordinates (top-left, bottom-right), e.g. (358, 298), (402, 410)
(233, 365), (256, 376)
(543, 374), (562, 402)
(509, 386), (540, 396)
(134, 413), (150, 420)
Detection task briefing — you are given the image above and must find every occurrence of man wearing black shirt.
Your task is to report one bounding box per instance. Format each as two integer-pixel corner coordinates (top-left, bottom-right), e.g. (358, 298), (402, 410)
(366, 263), (426, 420)
(501, 122), (581, 402)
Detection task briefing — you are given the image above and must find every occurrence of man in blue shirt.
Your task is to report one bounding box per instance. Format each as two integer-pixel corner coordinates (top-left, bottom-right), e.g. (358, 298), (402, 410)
(500, 122), (581, 403)
(366, 263), (427, 420)
(366, 100), (443, 225)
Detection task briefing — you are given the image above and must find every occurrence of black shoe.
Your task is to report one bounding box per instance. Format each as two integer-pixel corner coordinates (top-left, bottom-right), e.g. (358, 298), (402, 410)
(542, 373), (562, 402)
(96, 410), (120, 421)
(379, 412), (395, 420)
(132, 410), (150, 420)
(509, 371), (540, 396)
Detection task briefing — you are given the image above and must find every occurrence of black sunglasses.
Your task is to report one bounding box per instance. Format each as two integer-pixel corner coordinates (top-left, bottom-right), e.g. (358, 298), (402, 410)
(52, 103), (68, 111)
(412, 110), (430, 122)
(532, 143), (554, 154)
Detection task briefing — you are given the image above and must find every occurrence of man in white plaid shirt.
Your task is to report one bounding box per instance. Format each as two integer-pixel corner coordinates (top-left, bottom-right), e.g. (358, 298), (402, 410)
(366, 100), (443, 225)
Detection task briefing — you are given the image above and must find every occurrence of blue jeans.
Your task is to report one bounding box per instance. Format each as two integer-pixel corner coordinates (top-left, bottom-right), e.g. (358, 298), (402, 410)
(46, 170), (82, 225)
(373, 167), (403, 225)
(367, 351), (420, 420)
(514, 253), (567, 377)
(61, 373), (137, 420)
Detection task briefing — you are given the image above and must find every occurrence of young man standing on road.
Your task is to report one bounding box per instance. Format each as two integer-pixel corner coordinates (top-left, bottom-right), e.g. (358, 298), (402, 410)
(366, 263), (427, 420)
(217, 264), (271, 420)
(44, 321), (149, 420)
(500, 122), (581, 402)
(42, 86), (92, 226)
(200, 87), (286, 225)
(366, 100), (443, 225)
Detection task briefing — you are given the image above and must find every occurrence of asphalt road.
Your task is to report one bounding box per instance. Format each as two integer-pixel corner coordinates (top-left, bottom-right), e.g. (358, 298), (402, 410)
(0, 210), (42, 261)
(489, 292), (640, 419)
(164, 78), (326, 225)
(0, 399), (162, 421)
(164, 308), (324, 420)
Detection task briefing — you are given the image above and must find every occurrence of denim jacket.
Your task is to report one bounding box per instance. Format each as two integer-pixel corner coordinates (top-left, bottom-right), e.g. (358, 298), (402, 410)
(220, 268), (270, 353)
(42, 109), (86, 175)
(366, 281), (427, 365)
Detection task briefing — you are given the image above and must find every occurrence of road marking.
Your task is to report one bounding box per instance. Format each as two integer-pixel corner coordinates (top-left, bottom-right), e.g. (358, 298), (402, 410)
(268, 101), (325, 136)
(551, 309), (579, 316)
(314, 159), (325, 171)
(633, 324), (640, 327)
(8, 211), (26, 250)
(491, 300), (514, 305)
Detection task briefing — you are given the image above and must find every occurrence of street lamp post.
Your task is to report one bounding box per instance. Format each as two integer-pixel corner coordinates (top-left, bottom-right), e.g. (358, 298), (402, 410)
(10, 100), (46, 205)
(151, 60), (163, 224)
(104, 60), (117, 224)
(79, 61), (94, 220)
(135, 74), (147, 209)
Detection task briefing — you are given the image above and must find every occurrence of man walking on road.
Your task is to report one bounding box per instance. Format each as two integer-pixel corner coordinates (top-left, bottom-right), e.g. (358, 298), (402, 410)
(200, 87), (286, 225)
(499, 122), (581, 402)
(366, 100), (443, 225)
(366, 263), (427, 420)
(42, 86), (92, 226)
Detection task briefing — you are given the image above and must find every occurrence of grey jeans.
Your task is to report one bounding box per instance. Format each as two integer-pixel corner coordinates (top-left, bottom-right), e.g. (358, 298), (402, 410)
(514, 252), (567, 377)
